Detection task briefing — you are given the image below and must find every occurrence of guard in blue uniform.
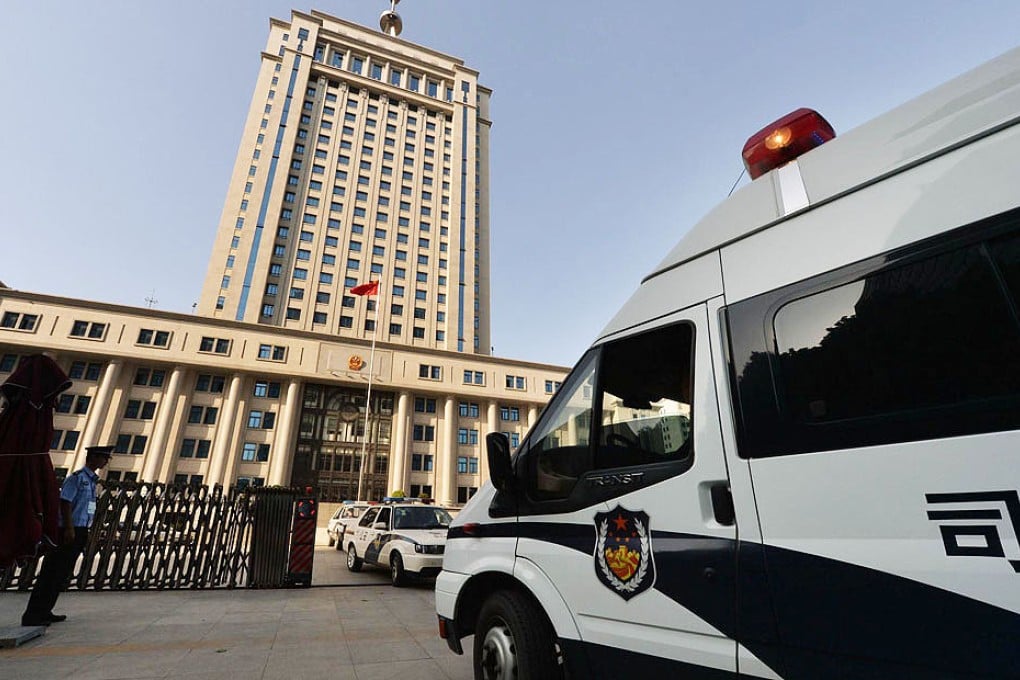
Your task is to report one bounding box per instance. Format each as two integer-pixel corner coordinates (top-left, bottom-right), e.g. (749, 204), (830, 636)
(21, 445), (112, 627)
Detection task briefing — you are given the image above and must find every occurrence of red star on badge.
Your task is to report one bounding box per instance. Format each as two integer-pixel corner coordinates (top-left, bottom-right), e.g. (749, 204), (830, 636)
(613, 514), (628, 531)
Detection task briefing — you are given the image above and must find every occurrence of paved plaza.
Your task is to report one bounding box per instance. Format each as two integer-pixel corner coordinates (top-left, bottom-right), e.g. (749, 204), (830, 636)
(0, 546), (472, 680)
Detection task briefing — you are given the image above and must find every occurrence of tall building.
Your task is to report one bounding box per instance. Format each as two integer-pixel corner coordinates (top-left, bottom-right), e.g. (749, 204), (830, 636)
(198, 9), (492, 356)
(0, 7), (568, 507)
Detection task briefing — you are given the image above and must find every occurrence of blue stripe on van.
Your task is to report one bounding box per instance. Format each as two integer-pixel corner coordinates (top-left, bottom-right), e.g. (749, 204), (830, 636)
(453, 521), (1020, 679)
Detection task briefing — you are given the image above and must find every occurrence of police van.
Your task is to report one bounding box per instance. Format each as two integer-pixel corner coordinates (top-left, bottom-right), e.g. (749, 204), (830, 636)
(436, 47), (1020, 679)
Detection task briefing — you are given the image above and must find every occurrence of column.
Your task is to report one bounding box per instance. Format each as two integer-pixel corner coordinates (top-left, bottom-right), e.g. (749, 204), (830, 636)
(387, 391), (410, 494)
(206, 374), (243, 486)
(528, 405), (539, 430)
(483, 401), (498, 485)
(142, 366), (185, 481)
(439, 396), (457, 506)
(268, 379), (302, 486)
(75, 359), (123, 468)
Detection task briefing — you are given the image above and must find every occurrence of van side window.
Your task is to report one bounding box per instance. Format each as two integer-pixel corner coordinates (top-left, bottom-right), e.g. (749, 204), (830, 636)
(728, 211), (1020, 458)
(596, 323), (693, 468)
(375, 507), (391, 527)
(528, 323), (694, 502)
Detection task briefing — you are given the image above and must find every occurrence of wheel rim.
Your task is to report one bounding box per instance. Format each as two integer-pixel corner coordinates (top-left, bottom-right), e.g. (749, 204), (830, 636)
(347, 546), (355, 567)
(391, 557), (400, 580)
(479, 618), (516, 680)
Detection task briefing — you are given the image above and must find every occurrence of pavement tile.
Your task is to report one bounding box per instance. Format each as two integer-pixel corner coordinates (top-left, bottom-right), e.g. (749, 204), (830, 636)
(348, 639), (429, 666)
(76, 648), (191, 680)
(353, 658), (451, 680)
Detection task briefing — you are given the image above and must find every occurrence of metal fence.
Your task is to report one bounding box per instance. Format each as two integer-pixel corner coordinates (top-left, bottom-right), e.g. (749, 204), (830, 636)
(1, 482), (304, 591)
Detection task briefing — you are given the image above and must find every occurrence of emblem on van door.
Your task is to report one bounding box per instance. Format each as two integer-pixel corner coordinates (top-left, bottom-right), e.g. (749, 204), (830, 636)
(594, 506), (656, 600)
(926, 491), (1020, 573)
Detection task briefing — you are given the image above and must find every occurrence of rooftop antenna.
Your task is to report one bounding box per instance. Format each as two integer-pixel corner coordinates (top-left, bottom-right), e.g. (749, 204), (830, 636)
(379, 0), (403, 37)
(144, 289), (158, 309)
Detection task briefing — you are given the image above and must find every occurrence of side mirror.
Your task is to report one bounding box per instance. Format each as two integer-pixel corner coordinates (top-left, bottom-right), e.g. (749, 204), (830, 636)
(486, 432), (514, 494)
(373, 522), (387, 530)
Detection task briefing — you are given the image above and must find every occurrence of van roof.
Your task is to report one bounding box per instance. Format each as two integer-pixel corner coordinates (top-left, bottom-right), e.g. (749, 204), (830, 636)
(646, 47), (1020, 283)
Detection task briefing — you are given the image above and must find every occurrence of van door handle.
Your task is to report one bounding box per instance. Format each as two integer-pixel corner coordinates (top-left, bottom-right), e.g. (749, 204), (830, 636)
(710, 484), (735, 526)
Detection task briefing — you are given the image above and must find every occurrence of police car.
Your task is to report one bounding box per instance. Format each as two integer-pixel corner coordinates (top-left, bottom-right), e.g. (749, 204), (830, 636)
(344, 503), (453, 586)
(326, 502), (371, 549)
(437, 48), (1020, 679)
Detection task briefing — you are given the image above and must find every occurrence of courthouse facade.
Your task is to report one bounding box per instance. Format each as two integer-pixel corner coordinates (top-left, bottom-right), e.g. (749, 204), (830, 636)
(0, 9), (568, 506)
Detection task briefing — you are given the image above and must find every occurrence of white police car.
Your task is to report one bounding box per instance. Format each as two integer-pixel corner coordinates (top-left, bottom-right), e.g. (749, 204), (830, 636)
(344, 503), (453, 586)
(326, 502), (371, 549)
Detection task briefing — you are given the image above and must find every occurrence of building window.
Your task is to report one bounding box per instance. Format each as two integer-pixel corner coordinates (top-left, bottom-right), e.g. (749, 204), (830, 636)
(179, 438), (211, 459)
(133, 368), (166, 387)
(459, 402), (479, 418)
(505, 375), (526, 390)
(242, 442), (271, 462)
(456, 428), (479, 445)
(187, 406), (218, 425)
(1, 312), (39, 332)
(418, 364), (441, 380)
(69, 361), (104, 381)
(253, 381), (282, 398)
(123, 400), (157, 420)
(545, 380), (562, 395)
(414, 397), (436, 413)
(457, 486), (478, 504)
(114, 434), (147, 455)
(195, 374), (225, 393)
(70, 320), (107, 340)
(500, 406), (521, 422)
(412, 425), (435, 442)
(257, 344), (287, 361)
(199, 337), (231, 355)
(411, 453), (434, 471)
(247, 410), (276, 429)
(463, 370), (485, 386)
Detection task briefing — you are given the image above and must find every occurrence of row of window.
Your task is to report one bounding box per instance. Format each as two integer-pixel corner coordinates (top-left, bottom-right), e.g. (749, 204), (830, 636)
(1, 315), (173, 353)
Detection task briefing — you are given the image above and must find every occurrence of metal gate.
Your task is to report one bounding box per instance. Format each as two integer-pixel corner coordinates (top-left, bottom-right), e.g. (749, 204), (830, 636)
(1, 482), (310, 591)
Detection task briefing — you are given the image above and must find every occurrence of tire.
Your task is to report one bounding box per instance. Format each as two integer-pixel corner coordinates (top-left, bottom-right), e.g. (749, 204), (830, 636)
(346, 543), (363, 572)
(390, 552), (408, 587)
(334, 534), (344, 551)
(473, 590), (561, 680)
(327, 534), (336, 547)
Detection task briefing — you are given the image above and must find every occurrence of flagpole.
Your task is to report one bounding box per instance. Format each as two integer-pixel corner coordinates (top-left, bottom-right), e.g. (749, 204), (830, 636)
(355, 282), (380, 502)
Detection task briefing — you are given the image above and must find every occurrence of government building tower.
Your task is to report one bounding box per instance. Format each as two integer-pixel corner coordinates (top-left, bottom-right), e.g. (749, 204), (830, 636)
(0, 7), (566, 508)
(198, 9), (492, 356)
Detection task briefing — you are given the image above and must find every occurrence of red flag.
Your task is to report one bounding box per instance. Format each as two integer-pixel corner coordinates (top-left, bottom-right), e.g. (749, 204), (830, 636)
(351, 280), (379, 296)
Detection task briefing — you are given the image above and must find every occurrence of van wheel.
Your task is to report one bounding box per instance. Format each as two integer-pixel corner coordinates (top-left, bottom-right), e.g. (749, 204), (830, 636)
(346, 544), (362, 572)
(473, 590), (561, 680)
(390, 552), (408, 587)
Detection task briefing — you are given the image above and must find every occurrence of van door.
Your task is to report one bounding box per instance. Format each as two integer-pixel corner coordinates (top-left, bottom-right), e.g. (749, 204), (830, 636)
(727, 220), (1020, 678)
(514, 307), (738, 676)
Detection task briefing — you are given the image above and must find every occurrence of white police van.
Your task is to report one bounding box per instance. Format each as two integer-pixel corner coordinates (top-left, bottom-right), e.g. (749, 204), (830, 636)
(436, 47), (1020, 679)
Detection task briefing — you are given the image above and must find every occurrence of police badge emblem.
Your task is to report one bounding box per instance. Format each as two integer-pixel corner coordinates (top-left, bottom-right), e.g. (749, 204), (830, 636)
(594, 506), (656, 600)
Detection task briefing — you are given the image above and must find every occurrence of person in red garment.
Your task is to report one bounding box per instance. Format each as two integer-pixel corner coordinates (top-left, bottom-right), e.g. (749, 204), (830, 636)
(0, 354), (71, 569)
(21, 445), (112, 626)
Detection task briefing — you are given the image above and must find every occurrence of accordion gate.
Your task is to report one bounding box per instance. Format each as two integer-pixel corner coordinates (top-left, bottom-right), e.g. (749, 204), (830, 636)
(1, 483), (305, 590)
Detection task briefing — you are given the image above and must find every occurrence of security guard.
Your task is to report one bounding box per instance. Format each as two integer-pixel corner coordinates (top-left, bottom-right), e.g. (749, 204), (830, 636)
(21, 445), (112, 627)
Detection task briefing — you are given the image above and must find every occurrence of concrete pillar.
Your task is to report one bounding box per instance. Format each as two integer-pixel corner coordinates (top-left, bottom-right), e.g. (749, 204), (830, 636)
(268, 379), (302, 486)
(76, 360), (123, 468)
(483, 401), (498, 485)
(388, 391), (410, 494)
(439, 396), (457, 506)
(207, 374), (244, 486)
(142, 366), (185, 481)
(528, 405), (539, 430)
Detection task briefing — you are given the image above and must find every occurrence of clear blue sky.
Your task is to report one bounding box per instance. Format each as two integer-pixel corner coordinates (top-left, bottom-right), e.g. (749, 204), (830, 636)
(2, 1), (1018, 367)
